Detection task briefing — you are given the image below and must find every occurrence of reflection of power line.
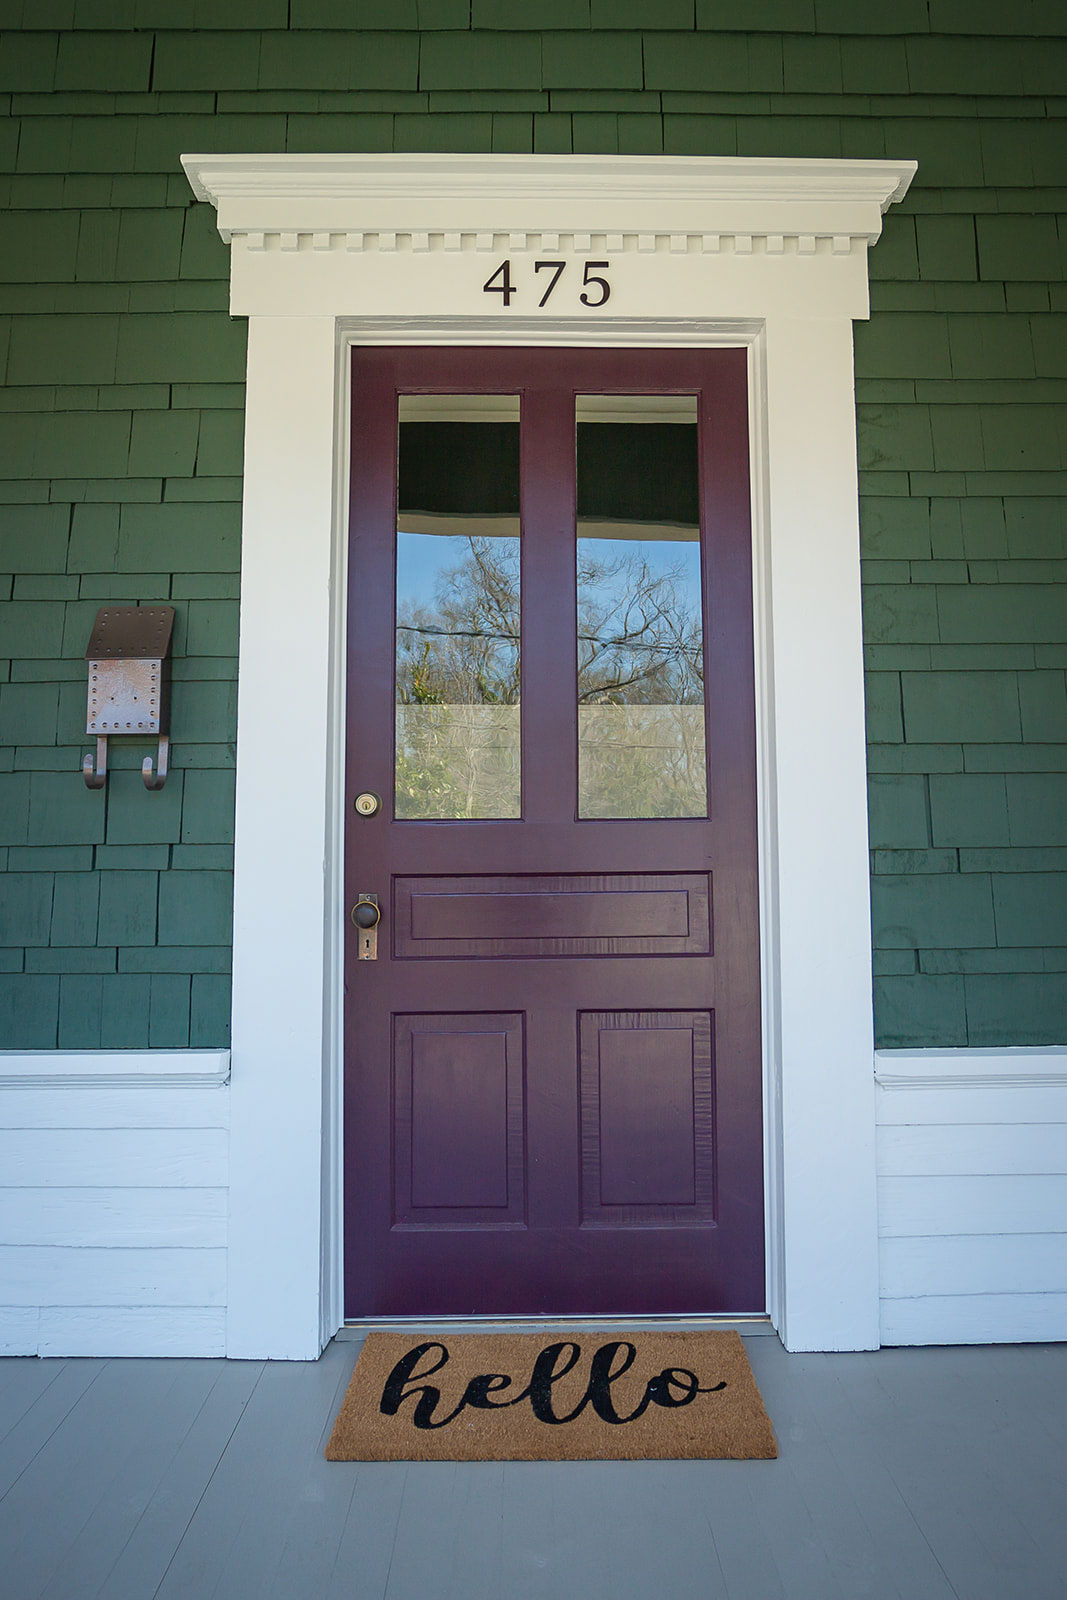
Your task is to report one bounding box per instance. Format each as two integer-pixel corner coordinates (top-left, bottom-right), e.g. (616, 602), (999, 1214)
(399, 621), (698, 655)
(398, 623), (519, 643)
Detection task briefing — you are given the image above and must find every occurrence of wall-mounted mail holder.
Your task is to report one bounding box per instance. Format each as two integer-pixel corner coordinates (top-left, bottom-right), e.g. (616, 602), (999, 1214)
(83, 606), (175, 791)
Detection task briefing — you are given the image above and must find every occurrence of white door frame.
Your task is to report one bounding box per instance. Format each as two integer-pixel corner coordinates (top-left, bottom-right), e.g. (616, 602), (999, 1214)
(183, 154), (916, 1356)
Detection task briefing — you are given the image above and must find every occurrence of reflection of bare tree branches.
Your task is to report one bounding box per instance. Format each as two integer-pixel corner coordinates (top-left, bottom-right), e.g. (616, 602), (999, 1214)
(397, 536), (521, 708)
(396, 535), (703, 709)
(578, 546), (703, 707)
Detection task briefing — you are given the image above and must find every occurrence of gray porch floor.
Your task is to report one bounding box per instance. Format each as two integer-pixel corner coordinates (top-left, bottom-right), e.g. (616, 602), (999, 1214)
(1, 1335), (1064, 1600)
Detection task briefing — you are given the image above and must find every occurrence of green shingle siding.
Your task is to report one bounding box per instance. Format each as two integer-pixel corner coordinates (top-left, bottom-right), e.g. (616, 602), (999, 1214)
(0, 13), (1063, 1051)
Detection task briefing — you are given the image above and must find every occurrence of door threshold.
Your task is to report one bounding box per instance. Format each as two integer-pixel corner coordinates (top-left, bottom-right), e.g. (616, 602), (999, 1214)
(337, 1313), (775, 1339)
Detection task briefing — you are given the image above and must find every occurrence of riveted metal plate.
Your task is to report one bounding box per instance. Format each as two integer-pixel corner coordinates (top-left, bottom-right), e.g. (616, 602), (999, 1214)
(85, 606), (174, 736)
(87, 657), (167, 736)
(84, 605), (174, 660)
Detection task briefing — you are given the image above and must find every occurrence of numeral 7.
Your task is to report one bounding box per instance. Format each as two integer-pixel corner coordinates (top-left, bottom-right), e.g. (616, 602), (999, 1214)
(533, 260), (566, 307)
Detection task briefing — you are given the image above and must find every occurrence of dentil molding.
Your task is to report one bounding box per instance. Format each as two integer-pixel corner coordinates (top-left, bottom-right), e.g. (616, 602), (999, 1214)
(182, 152), (917, 257)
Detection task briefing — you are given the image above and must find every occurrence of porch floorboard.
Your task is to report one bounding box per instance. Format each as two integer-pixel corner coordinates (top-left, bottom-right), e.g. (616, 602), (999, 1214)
(0, 1336), (1064, 1600)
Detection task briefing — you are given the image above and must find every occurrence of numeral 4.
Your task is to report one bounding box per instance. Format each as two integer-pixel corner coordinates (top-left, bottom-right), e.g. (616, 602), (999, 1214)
(483, 260), (517, 306)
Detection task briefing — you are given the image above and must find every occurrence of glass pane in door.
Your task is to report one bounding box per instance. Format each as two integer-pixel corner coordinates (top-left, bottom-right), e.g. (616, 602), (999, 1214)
(395, 396), (521, 819)
(576, 396), (707, 819)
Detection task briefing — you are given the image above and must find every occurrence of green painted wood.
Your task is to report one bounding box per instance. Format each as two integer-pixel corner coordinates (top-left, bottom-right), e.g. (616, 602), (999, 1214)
(0, 15), (1063, 1048)
(875, 973), (968, 1046)
(868, 775), (929, 848)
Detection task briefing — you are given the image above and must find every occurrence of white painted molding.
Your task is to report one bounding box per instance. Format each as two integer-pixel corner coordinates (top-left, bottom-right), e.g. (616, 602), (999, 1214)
(876, 1048), (1067, 1092)
(182, 153), (916, 253)
(184, 151), (917, 1356)
(0, 1051), (231, 1090)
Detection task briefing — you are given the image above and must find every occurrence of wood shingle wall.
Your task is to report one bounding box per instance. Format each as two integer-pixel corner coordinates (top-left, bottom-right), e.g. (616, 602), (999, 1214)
(0, 1), (1064, 1050)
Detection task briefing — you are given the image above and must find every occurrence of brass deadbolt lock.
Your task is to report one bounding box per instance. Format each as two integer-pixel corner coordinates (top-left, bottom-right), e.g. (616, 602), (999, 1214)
(354, 791), (382, 817)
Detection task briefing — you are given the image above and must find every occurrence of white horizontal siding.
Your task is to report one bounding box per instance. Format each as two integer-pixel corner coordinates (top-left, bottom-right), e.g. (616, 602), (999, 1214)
(0, 1129), (229, 1188)
(0, 1061), (230, 1357)
(877, 1087), (1067, 1127)
(878, 1175), (1067, 1237)
(877, 1122), (1067, 1176)
(876, 1049), (1067, 1347)
(880, 1234), (1067, 1297)
(0, 1247), (227, 1307)
(0, 1307), (40, 1356)
(881, 1294), (1067, 1348)
(35, 1306), (228, 1358)
(0, 1086), (232, 1129)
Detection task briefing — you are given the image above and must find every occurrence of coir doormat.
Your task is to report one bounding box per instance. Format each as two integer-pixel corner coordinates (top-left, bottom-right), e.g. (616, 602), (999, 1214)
(325, 1330), (777, 1462)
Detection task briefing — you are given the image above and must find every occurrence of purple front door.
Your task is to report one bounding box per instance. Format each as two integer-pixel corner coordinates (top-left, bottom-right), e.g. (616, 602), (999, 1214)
(343, 346), (763, 1317)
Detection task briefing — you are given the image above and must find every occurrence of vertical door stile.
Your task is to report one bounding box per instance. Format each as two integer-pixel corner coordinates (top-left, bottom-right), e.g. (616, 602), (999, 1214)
(344, 353), (402, 1297)
(519, 384), (578, 827)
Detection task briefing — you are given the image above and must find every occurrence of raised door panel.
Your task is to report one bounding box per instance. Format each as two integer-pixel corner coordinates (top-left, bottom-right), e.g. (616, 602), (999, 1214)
(393, 873), (711, 958)
(393, 1013), (526, 1229)
(579, 1010), (716, 1227)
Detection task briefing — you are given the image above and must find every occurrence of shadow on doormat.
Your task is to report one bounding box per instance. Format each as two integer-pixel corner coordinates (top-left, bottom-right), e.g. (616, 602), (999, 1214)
(326, 1329), (777, 1462)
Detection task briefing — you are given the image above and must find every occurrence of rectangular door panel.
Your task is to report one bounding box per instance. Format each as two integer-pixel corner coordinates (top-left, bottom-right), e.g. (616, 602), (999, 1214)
(394, 872), (711, 958)
(580, 1010), (716, 1227)
(392, 1013), (526, 1228)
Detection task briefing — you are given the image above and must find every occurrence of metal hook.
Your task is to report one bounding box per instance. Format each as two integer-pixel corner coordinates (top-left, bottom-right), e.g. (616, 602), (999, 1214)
(142, 734), (169, 791)
(83, 736), (108, 790)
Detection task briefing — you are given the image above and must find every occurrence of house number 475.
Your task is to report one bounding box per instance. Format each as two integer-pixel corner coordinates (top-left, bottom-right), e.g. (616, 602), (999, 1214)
(483, 259), (611, 309)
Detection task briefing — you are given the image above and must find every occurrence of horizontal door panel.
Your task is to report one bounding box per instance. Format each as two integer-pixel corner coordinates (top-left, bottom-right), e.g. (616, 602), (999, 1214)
(394, 873), (710, 958)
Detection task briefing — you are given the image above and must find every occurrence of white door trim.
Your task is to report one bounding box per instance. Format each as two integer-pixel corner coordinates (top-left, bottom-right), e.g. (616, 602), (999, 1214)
(184, 154), (916, 1356)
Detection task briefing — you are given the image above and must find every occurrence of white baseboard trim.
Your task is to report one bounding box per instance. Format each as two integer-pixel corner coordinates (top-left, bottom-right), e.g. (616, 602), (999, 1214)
(0, 1051), (231, 1090)
(875, 1047), (1067, 1092)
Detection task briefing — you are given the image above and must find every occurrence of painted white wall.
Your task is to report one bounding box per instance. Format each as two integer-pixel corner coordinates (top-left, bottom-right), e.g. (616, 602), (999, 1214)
(877, 1050), (1067, 1346)
(0, 1054), (229, 1357)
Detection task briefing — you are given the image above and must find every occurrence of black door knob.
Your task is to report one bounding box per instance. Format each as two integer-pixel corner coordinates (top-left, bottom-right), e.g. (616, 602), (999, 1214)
(352, 900), (380, 930)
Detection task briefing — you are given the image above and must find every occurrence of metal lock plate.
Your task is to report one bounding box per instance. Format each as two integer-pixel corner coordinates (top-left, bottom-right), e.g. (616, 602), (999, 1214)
(354, 791), (382, 817)
(353, 894), (381, 960)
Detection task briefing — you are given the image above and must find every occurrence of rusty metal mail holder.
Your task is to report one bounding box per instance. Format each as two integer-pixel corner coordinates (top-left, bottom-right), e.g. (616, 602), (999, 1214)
(83, 606), (175, 791)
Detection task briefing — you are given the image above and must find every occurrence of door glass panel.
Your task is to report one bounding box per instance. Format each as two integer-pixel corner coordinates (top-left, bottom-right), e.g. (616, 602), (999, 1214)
(395, 396), (521, 819)
(576, 396), (706, 819)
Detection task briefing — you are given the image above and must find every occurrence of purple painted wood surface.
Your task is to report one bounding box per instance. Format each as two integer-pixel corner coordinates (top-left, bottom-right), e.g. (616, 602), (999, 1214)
(344, 346), (762, 1317)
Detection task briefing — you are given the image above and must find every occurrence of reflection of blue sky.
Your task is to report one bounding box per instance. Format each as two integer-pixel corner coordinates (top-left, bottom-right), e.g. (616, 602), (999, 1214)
(578, 536), (702, 627)
(396, 530), (472, 611)
(398, 528), (701, 621)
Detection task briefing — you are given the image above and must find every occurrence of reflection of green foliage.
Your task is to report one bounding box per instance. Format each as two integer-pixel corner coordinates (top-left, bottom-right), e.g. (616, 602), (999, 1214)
(395, 742), (469, 819)
(409, 642), (444, 706)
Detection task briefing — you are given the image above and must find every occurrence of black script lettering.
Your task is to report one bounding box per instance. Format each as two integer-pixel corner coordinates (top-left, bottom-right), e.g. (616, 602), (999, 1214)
(461, 1372), (520, 1410)
(378, 1338), (729, 1433)
(645, 1367), (726, 1408)
(526, 1341), (587, 1424)
(378, 1340), (464, 1430)
(582, 1344), (725, 1424)
(586, 1340), (643, 1423)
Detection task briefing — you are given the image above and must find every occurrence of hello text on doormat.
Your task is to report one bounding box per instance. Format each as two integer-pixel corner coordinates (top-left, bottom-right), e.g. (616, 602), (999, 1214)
(325, 1330), (777, 1462)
